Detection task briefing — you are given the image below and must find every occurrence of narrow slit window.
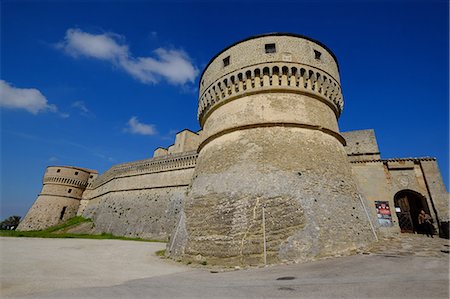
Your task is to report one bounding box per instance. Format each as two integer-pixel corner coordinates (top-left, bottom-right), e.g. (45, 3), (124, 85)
(265, 43), (276, 54)
(60, 206), (67, 220)
(223, 56), (230, 67)
(314, 50), (322, 60)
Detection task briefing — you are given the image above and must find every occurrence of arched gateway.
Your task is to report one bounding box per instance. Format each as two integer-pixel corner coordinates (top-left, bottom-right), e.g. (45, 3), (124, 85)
(394, 189), (431, 234)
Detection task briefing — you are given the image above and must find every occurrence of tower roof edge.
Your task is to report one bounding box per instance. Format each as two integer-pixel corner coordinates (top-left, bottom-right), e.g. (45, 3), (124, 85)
(199, 32), (339, 86)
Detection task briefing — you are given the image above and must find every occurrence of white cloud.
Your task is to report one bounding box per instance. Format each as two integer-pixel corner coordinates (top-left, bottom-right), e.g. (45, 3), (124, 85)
(57, 28), (198, 85)
(57, 29), (128, 61)
(0, 80), (61, 115)
(71, 100), (93, 118)
(72, 101), (90, 113)
(124, 116), (157, 136)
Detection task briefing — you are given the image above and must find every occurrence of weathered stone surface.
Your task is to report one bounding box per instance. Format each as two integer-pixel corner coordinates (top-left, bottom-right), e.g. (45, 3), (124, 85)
(18, 166), (97, 231)
(342, 129), (381, 162)
(83, 187), (186, 240)
(177, 127), (373, 265)
(169, 34), (375, 266)
(18, 33), (448, 267)
(351, 157), (449, 237)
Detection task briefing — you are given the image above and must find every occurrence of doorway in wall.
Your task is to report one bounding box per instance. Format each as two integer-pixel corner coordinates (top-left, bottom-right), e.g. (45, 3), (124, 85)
(394, 190), (430, 233)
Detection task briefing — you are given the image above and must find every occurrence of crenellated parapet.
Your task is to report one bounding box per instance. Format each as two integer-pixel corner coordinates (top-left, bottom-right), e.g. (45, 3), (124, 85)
(197, 33), (344, 127)
(17, 166), (98, 231)
(43, 176), (89, 188)
(174, 33), (374, 266)
(90, 151), (198, 189)
(198, 62), (343, 124)
(39, 166), (96, 199)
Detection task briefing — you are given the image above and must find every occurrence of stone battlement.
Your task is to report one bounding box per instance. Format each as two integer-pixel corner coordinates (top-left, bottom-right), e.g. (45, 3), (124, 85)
(90, 151), (198, 189)
(18, 33), (449, 260)
(43, 176), (89, 188)
(350, 157), (437, 164)
(198, 61), (343, 124)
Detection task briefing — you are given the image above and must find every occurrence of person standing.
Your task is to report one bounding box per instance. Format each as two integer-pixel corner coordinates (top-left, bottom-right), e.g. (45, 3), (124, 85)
(418, 210), (434, 238)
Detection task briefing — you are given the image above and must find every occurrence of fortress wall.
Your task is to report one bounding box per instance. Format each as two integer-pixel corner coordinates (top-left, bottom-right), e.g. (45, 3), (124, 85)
(342, 129), (381, 162)
(80, 151), (197, 240)
(154, 147), (168, 157)
(16, 195), (81, 231)
(350, 161), (401, 235)
(86, 172), (98, 189)
(82, 186), (189, 240)
(350, 158), (446, 235)
(83, 167), (194, 199)
(89, 151), (197, 189)
(171, 130), (200, 154)
(17, 166), (95, 231)
(418, 160), (449, 221)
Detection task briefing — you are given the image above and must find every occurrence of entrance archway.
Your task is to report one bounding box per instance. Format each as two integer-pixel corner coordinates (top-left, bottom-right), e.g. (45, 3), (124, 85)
(394, 190), (430, 233)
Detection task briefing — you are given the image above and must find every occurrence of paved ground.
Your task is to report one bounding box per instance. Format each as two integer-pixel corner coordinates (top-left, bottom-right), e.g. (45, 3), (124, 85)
(363, 233), (450, 258)
(0, 235), (448, 298)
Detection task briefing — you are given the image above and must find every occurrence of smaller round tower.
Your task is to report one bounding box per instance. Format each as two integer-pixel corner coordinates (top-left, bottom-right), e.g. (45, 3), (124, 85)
(17, 166), (97, 231)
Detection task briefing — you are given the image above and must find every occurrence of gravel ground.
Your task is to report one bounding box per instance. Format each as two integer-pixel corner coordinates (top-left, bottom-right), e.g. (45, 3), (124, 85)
(0, 237), (187, 297)
(0, 235), (448, 299)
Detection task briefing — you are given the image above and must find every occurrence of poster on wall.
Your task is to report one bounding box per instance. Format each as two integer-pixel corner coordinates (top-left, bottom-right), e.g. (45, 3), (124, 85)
(375, 201), (393, 227)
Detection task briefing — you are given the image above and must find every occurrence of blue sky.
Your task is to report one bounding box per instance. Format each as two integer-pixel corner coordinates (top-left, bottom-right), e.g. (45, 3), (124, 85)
(1, 1), (448, 219)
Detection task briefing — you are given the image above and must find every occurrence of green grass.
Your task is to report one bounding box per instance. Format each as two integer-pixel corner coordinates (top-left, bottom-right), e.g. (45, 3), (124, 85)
(155, 249), (166, 257)
(0, 217), (165, 243)
(44, 216), (91, 232)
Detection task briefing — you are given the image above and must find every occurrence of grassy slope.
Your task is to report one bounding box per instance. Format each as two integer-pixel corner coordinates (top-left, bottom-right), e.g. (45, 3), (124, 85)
(0, 216), (164, 242)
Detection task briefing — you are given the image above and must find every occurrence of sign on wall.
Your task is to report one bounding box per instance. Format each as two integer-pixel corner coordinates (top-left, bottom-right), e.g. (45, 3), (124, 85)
(375, 201), (393, 227)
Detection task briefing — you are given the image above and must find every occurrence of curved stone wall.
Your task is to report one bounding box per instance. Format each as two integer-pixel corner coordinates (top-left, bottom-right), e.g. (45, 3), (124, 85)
(199, 92), (343, 153)
(17, 166), (95, 231)
(199, 34), (340, 93)
(198, 62), (343, 125)
(198, 34), (343, 125)
(171, 33), (374, 266)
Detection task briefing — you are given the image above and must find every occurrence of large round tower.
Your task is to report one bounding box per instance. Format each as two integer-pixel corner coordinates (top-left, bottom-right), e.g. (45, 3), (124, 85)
(176, 33), (374, 265)
(17, 166), (97, 231)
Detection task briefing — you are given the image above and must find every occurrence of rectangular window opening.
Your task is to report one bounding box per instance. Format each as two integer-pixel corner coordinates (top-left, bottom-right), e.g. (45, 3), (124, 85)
(68, 188), (72, 194)
(265, 43), (276, 54)
(223, 56), (230, 67)
(74, 171), (78, 175)
(57, 169), (61, 173)
(314, 50), (322, 60)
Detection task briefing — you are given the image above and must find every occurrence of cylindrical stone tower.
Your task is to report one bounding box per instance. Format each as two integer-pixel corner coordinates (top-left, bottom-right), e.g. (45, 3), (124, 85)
(17, 166), (97, 231)
(175, 33), (374, 266)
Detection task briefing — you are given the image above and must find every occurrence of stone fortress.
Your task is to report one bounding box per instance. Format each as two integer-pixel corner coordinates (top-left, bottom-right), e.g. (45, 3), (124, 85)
(18, 33), (449, 266)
